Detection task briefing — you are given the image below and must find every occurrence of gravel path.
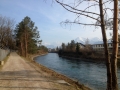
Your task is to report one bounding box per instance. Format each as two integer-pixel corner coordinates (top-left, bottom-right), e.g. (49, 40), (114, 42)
(0, 52), (79, 90)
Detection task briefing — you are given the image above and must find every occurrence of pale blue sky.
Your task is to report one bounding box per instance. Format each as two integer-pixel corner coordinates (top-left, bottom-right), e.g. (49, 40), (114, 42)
(0, 0), (112, 47)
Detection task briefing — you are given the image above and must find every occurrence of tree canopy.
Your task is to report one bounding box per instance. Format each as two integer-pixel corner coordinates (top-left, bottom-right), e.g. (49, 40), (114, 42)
(14, 16), (41, 56)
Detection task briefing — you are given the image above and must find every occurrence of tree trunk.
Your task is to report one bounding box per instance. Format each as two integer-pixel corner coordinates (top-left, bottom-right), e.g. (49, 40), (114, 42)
(20, 41), (24, 56)
(99, 0), (112, 89)
(25, 30), (27, 57)
(23, 23), (28, 57)
(111, 0), (119, 89)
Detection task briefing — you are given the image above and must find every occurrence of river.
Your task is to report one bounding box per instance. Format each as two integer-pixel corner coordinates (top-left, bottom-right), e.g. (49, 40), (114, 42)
(34, 53), (120, 90)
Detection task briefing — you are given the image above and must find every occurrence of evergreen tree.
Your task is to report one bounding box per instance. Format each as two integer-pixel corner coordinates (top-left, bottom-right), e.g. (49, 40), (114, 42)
(61, 43), (65, 51)
(14, 16), (41, 56)
(56, 46), (59, 51)
(66, 42), (70, 51)
(76, 42), (80, 53)
(70, 40), (76, 51)
(38, 45), (48, 53)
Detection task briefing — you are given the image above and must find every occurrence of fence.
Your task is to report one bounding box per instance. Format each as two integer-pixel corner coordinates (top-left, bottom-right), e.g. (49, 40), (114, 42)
(0, 48), (10, 65)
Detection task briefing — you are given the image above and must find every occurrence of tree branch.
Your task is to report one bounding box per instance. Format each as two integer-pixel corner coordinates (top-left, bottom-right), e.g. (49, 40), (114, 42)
(56, 0), (100, 16)
(61, 20), (100, 26)
(56, 0), (101, 22)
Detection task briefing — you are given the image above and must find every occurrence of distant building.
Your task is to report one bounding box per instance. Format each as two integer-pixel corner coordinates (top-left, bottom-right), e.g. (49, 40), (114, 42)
(48, 48), (51, 52)
(92, 43), (120, 52)
(48, 48), (57, 53)
(78, 43), (85, 48)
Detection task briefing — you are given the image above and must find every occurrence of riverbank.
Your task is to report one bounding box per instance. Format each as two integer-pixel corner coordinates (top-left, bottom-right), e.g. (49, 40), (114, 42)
(58, 51), (106, 62)
(59, 55), (106, 63)
(31, 53), (91, 90)
(0, 52), (87, 90)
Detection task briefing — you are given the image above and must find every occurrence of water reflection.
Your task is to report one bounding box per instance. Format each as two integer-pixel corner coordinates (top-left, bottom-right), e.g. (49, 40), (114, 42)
(35, 53), (120, 90)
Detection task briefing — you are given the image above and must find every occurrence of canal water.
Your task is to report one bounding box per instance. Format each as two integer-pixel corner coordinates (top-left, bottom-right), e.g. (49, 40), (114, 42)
(34, 53), (120, 90)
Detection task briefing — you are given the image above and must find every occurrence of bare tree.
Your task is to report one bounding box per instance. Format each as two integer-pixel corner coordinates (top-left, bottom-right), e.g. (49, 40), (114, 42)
(0, 15), (15, 49)
(111, 0), (119, 89)
(55, 0), (119, 89)
(85, 38), (92, 52)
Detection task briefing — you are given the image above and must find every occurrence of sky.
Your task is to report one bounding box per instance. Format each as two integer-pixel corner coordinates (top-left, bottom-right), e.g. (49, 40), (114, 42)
(0, 0), (113, 47)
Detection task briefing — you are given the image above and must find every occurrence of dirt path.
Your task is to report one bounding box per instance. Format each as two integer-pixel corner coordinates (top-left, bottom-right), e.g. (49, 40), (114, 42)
(0, 52), (79, 90)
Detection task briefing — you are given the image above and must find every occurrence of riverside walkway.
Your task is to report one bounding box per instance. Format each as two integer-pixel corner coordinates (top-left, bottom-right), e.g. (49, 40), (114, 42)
(0, 52), (80, 90)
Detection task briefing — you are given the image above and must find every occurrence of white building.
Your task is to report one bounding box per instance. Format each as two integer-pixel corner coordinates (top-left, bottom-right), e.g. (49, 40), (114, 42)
(78, 43), (85, 48)
(92, 43), (120, 52)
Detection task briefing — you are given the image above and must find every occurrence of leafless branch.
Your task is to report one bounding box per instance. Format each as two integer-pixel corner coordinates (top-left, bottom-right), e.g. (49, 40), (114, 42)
(0, 15), (15, 48)
(61, 19), (100, 26)
(56, 0), (101, 23)
(56, 0), (100, 16)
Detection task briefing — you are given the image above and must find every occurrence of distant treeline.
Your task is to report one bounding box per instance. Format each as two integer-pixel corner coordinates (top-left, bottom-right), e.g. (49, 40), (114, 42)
(58, 40), (105, 60)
